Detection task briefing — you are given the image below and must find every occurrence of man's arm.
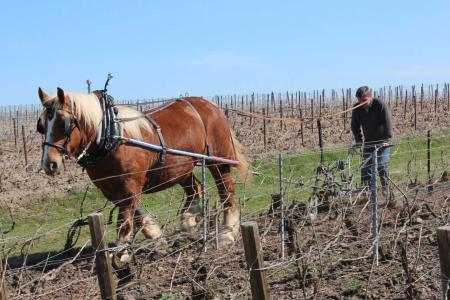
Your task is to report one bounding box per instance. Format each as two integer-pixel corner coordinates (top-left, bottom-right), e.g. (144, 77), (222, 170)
(351, 111), (362, 145)
(380, 101), (393, 143)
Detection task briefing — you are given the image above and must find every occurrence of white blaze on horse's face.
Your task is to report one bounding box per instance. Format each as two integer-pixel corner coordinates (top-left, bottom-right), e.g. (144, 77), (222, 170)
(42, 111), (63, 175)
(38, 87), (65, 176)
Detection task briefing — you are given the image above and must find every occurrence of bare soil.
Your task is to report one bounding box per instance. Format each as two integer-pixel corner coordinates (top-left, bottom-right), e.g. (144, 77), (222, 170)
(4, 181), (449, 299)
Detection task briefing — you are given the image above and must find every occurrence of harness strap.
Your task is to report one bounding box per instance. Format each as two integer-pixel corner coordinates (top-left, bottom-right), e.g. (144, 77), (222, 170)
(43, 141), (67, 153)
(76, 91), (122, 168)
(144, 114), (167, 163)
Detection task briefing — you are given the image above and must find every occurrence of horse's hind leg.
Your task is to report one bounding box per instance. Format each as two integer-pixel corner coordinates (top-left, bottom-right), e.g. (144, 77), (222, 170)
(209, 164), (239, 247)
(134, 208), (162, 240)
(178, 173), (202, 232)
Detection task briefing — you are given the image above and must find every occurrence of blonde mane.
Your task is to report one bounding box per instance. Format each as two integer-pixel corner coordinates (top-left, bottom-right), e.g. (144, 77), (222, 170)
(45, 91), (152, 139)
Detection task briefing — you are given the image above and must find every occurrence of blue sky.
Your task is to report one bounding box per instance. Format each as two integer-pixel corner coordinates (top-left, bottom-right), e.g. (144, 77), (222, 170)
(1, 0), (450, 105)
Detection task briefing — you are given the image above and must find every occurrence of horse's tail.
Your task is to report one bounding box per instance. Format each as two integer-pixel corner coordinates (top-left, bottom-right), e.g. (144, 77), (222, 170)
(230, 130), (249, 174)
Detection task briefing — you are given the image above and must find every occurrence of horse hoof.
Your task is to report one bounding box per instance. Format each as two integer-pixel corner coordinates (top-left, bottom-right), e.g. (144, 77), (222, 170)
(217, 231), (236, 248)
(179, 212), (201, 233)
(112, 249), (132, 270)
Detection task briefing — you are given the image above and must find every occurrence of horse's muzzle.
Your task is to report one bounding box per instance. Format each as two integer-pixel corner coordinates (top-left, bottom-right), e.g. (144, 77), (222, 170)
(43, 160), (62, 176)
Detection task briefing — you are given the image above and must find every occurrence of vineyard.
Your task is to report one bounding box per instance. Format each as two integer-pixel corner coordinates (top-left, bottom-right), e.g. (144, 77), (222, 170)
(0, 84), (449, 299)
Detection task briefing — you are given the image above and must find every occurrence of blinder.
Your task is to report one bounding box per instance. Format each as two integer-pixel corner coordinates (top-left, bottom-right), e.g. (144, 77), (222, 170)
(36, 118), (45, 134)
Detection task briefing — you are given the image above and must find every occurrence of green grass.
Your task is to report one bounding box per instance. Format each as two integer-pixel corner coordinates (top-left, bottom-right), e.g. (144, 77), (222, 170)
(343, 278), (364, 296)
(1, 133), (448, 259)
(157, 292), (183, 300)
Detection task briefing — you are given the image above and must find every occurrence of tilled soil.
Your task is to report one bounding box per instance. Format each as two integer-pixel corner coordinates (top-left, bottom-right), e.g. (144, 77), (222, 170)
(5, 181), (449, 299)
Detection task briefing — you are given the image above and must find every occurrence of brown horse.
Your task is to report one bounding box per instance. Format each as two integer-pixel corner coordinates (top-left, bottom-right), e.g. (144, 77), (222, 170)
(37, 87), (248, 254)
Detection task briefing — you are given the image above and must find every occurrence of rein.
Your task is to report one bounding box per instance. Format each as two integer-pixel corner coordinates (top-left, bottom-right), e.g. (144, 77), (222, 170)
(227, 100), (369, 125)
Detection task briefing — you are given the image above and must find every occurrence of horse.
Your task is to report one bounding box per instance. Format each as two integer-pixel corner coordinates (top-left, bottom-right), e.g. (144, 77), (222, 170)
(36, 87), (248, 256)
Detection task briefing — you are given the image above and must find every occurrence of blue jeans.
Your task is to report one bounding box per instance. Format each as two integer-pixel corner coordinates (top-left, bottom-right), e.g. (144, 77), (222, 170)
(361, 146), (391, 187)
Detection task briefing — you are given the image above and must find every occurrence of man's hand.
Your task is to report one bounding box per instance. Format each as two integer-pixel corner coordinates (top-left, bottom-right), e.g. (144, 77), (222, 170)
(381, 142), (390, 148)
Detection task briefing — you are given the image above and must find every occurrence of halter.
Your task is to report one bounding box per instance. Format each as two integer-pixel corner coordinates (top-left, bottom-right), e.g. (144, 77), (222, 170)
(42, 106), (80, 158)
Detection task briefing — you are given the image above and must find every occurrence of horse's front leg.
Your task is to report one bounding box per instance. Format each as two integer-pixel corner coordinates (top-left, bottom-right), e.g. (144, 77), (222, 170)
(116, 198), (163, 243)
(112, 198), (136, 266)
(116, 198), (136, 246)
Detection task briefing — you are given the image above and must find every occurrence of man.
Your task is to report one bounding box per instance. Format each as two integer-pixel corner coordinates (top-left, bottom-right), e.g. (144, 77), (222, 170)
(351, 86), (393, 194)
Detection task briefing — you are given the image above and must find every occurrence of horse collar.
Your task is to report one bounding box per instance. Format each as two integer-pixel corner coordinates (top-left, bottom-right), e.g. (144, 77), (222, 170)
(76, 91), (122, 168)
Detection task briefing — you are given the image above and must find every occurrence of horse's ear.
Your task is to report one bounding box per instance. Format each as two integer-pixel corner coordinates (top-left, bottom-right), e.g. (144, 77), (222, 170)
(38, 87), (49, 104)
(57, 87), (67, 107)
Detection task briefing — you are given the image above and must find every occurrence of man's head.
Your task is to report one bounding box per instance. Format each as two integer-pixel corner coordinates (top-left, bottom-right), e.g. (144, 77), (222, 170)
(355, 86), (373, 108)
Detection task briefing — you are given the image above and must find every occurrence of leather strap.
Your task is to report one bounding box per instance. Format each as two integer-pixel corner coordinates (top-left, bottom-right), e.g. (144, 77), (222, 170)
(145, 114), (167, 163)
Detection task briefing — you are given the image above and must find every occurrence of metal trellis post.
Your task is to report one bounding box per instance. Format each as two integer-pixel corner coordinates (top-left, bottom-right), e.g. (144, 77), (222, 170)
(201, 158), (208, 252)
(278, 154), (285, 259)
(370, 149), (379, 265)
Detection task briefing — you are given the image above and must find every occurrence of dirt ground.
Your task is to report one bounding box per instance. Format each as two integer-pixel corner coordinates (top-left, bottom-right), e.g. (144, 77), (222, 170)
(4, 180), (449, 299)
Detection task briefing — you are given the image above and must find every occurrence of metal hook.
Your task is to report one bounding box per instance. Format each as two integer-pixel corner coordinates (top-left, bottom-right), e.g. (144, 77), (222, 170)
(86, 79), (92, 93)
(104, 73), (114, 91)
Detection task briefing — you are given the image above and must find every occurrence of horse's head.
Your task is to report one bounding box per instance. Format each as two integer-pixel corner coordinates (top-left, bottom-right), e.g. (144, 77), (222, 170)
(37, 87), (83, 175)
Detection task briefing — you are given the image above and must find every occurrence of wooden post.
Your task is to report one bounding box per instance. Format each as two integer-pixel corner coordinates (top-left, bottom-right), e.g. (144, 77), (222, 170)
(319, 94), (322, 117)
(413, 95), (417, 131)
(437, 226), (450, 299)
(404, 90), (408, 118)
(0, 258), (7, 300)
(279, 97), (283, 130)
(317, 119), (324, 165)
(310, 99), (314, 134)
(241, 222), (270, 300)
(447, 83), (450, 111)
(250, 93), (254, 126)
(427, 130), (433, 193)
(342, 93), (346, 130)
(299, 107), (304, 145)
(21, 125), (28, 167)
(262, 108), (267, 150)
(12, 118), (17, 149)
(388, 86), (392, 108)
(395, 86), (398, 107)
(420, 84), (424, 111)
(88, 213), (116, 300)
(435, 86), (438, 117)
(321, 89), (325, 112)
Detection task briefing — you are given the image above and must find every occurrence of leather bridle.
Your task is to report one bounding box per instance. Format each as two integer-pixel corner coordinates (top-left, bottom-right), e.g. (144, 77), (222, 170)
(41, 106), (80, 158)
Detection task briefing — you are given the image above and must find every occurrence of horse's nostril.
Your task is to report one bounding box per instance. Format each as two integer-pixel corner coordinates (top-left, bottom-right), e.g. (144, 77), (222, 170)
(49, 162), (58, 172)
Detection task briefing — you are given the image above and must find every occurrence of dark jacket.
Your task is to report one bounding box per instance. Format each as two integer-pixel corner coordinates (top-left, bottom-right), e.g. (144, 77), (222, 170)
(351, 98), (393, 146)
